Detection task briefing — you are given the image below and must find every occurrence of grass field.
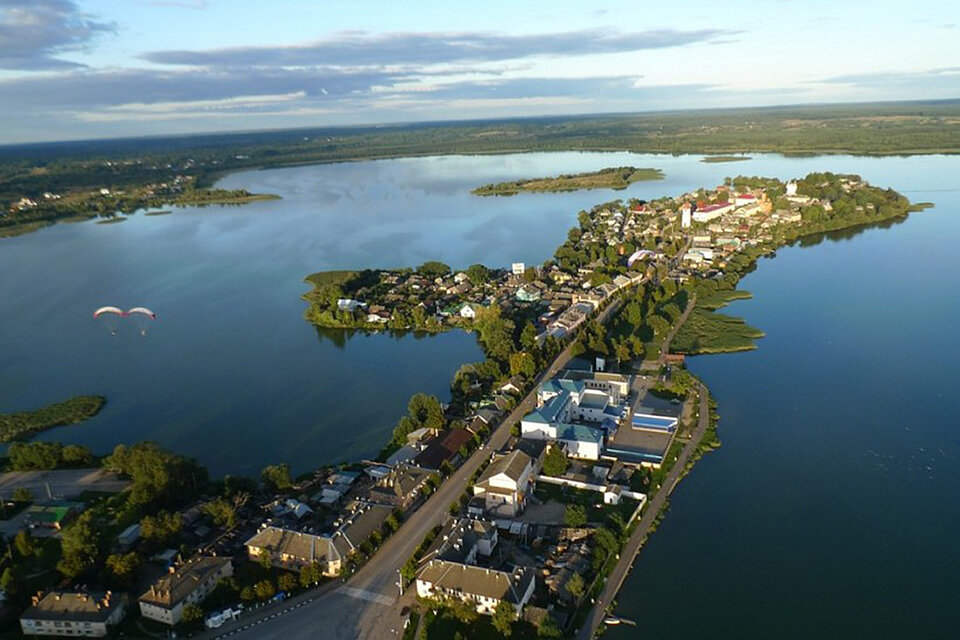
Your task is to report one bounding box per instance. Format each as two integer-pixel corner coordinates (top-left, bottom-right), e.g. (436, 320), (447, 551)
(671, 307), (764, 354)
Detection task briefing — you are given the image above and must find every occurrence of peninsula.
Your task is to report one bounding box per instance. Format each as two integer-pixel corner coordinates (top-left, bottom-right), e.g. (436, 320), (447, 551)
(1, 172), (922, 640)
(472, 166), (663, 195)
(0, 395), (105, 442)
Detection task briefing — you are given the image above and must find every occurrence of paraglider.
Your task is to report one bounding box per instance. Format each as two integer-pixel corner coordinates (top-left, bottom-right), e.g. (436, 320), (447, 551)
(93, 306), (125, 335)
(93, 306), (157, 336)
(126, 307), (156, 336)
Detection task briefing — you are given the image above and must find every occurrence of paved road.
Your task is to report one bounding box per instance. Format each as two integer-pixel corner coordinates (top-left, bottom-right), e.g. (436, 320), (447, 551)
(204, 301), (622, 640)
(0, 468), (129, 500)
(575, 382), (710, 640)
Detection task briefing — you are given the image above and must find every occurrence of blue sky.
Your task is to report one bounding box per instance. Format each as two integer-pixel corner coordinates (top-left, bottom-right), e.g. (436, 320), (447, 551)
(0, 0), (957, 143)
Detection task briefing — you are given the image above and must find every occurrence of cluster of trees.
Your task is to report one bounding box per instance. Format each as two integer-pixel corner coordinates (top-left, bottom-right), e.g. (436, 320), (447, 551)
(7, 441), (94, 470)
(261, 463), (294, 491)
(103, 442), (206, 510)
(388, 393), (445, 448)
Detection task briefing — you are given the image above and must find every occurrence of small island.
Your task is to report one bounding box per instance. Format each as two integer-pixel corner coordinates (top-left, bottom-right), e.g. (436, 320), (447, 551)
(472, 166), (663, 196)
(0, 395), (106, 442)
(701, 155), (752, 163)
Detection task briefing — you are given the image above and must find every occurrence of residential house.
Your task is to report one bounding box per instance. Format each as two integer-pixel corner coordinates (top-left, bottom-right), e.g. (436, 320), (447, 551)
(245, 527), (342, 576)
(367, 464), (435, 509)
(472, 450), (535, 517)
(414, 428), (473, 470)
(20, 591), (127, 638)
(420, 517), (498, 565)
(416, 561), (536, 616)
(139, 556), (233, 626)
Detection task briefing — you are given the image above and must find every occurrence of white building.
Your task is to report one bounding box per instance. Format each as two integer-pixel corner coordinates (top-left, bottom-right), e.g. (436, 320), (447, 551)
(680, 202), (692, 228)
(511, 262), (526, 276)
(139, 557), (233, 626)
(245, 526), (342, 576)
(472, 450), (535, 517)
(417, 561), (535, 616)
(20, 591), (126, 638)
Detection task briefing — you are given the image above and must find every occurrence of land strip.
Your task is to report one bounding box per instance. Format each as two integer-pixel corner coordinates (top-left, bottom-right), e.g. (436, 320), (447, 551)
(576, 382), (710, 640)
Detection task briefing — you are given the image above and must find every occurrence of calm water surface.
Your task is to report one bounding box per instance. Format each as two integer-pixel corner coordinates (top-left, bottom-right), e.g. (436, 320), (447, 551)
(608, 160), (960, 638)
(1, 154), (958, 640)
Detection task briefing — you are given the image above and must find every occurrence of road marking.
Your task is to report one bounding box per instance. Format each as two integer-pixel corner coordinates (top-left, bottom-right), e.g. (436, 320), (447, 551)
(337, 586), (396, 607)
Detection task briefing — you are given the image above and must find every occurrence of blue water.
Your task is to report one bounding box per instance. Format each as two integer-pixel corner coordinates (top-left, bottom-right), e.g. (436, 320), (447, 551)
(608, 162), (960, 637)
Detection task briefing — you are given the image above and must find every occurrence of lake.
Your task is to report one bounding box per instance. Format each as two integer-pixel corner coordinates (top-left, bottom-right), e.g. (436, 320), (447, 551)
(606, 161), (960, 637)
(1, 150), (958, 631)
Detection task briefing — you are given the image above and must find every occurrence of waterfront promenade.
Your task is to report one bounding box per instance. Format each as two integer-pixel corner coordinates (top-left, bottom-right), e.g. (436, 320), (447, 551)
(575, 381), (710, 640)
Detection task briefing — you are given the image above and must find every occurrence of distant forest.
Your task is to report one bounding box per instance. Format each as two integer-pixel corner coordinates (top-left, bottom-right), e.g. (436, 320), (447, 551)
(2, 100), (959, 209)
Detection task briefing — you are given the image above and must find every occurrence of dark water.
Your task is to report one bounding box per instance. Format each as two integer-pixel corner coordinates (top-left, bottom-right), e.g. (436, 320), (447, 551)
(610, 169), (960, 636)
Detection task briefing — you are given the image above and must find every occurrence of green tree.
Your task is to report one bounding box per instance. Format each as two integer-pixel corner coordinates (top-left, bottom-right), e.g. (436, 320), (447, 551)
(58, 511), (103, 579)
(492, 601), (516, 637)
(278, 571), (297, 593)
(181, 603), (204, 628)
(13, 530), (37, 558)
(566, 572), (585, 599)
(140, 511), (183, 547)
(520, 322), (538, 352)
(62, 444), (95, 466)
(564, 504), (587, 528)
(542, 446), (569, 477)
(509, 351), (536, 378)
(203, 497), (238, 528)
(538, 613), (562, 638)
(261, 463), (294, 491)
(105, 552), (141, 588)
(103, 442), (205, 509)
(417, 261), (451, 279)
(11, 486), (33, 502)
(299, 562), (322, 587)
(465, 263), (490, 285)
(254, 579), (276, 600)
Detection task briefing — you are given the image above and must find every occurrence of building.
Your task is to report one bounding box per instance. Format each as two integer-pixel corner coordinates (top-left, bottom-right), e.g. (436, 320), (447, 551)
(420, 517), (498, 565)
(692, 203), (734, 222)
(523, 375), (623, 440)
(139, 556), (233, 626)
(414, 428), (473, 470)
(511, 262), (526, 276)
(472, 450), (535, 517)
(680, 202), (692, 228)
(20, 591), (126, 638)
(245, 527), (342, 576)
(416, 560), (536, 616)
(330, 503), (394, 561)
(515, 284), (541, 302)
(367, 464), (435, 509)
(557, 424), (604, 461)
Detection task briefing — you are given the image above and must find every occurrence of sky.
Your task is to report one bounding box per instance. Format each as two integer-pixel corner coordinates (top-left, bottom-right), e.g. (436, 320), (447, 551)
(0, 0), (957, 144)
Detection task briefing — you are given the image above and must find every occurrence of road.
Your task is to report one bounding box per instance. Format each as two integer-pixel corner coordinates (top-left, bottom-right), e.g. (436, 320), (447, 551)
(203, 301), (622, 640)
(575, 382), (710, 640)
(0, 468), (130, 500)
